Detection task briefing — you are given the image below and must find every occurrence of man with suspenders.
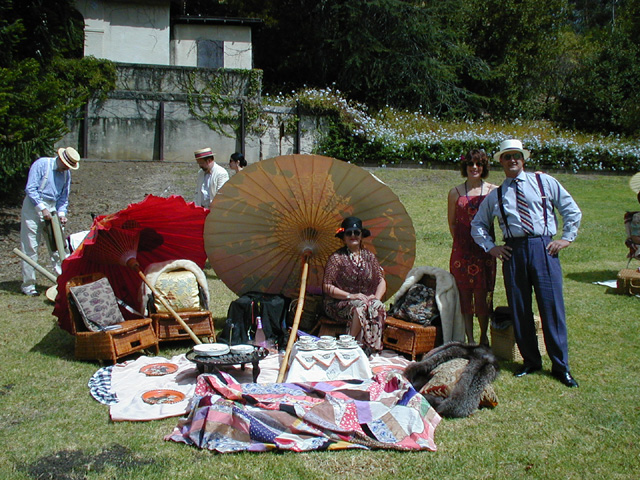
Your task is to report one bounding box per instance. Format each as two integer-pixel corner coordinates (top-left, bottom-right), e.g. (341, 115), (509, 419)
(471, 139), (582, 387)
(20, 147), (80, 296)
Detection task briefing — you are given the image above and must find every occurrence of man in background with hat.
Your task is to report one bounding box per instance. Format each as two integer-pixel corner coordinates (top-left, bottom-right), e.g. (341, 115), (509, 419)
(471, 139), (582, 387)
(20, 147), (80, 296)
(193, 147), (229, 209)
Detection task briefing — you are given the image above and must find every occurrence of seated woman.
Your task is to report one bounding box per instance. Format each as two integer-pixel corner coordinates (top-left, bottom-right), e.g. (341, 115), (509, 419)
(322, 216), (387, 354)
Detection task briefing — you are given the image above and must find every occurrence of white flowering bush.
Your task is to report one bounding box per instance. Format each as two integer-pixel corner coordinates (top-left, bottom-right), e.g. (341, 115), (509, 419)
(266, 87), (640, 172)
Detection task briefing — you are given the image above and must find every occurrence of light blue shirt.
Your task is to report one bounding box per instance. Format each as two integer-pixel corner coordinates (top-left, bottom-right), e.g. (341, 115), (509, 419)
(24, 157), (71, 216)
(471, 171), (582, 252)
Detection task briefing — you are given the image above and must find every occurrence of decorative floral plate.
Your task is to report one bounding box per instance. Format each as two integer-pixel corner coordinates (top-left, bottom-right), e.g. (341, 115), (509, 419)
(139, 363), (179, 376)
(141, 389), (185, 405)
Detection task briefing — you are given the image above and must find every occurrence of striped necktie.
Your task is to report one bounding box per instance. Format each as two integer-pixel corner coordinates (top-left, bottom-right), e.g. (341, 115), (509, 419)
(514, 178), (534, 235)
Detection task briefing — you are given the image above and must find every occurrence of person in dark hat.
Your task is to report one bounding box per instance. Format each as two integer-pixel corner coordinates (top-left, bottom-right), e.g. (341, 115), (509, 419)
(193, 147), (229, 208)
(471, 139), (582, 387)
(323, 216), (387, 355)
(20, 147), (81, 296)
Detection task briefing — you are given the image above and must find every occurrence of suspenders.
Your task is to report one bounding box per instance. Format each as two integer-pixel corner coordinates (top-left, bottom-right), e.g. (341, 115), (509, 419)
(38, 158), (69, 197)
(497, 173), (551, 238)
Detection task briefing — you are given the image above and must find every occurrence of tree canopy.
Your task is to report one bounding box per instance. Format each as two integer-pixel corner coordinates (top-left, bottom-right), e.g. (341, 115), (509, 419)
(0, 0), (115, 194)
(185, 0), (640, 136)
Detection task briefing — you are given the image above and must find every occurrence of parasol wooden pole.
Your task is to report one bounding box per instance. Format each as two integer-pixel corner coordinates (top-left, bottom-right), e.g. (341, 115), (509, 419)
(127, 259), (202, 345)
(12, 248), (58, 283)
(277, 252), (311, 382)
(51, 213), (67, 262)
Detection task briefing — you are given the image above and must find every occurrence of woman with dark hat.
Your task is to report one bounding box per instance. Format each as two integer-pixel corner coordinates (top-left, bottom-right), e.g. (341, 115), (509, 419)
(323, 216), (387, 354)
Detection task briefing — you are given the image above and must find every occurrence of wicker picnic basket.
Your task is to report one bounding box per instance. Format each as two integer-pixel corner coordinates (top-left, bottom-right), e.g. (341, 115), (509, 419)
(382, 316), (441, 360)
(67, 273), (159, 363)
(617, 268), (640, 295)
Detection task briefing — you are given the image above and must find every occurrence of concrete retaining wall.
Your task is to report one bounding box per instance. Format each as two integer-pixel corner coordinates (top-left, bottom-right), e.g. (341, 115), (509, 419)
(57, 64), (327, 164)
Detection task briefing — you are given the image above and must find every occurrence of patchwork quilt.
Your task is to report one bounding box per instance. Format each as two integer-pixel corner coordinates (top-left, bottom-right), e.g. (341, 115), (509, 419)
(165, 371), (440, 453)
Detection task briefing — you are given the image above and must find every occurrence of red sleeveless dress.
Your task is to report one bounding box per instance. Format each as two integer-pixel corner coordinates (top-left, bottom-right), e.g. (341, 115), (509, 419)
(450, 193), (496, 312)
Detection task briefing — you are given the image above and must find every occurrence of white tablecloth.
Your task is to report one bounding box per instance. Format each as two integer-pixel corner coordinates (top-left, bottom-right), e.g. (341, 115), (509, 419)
(109, 354), (198, 421)
(285, 345), (372, 383)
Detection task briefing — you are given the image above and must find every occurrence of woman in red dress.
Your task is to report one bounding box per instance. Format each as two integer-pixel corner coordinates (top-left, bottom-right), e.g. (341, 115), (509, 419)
(323, 216), (386, 354)
(448, 149), (497, 346)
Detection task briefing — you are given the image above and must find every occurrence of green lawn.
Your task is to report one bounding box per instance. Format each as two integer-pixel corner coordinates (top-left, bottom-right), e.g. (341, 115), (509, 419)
(1, 167), (638, 480)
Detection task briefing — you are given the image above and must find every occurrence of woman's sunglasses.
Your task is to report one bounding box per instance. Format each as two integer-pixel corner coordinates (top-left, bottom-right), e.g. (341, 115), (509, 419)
(345, 229), (362, 237)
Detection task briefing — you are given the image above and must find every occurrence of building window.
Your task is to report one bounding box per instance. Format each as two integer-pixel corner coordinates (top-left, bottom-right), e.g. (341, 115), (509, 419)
(197, 39), (223, 68)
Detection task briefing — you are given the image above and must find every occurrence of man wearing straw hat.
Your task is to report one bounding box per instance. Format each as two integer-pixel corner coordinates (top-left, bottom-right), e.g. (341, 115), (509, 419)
(20, 147), (80, 296)
(471, 139), (582, 387)
(193, 147), (229, 209)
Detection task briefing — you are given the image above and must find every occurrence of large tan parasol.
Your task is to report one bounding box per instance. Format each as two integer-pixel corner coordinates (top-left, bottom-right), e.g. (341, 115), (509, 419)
(204, 154), (416, 381)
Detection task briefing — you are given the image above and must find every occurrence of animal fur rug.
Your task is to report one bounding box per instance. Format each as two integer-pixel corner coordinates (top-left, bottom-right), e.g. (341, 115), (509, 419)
(403, 342), (500, 418)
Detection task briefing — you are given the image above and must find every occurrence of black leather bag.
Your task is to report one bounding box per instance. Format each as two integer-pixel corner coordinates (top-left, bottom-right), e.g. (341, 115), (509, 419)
(222, 292), (289, 347)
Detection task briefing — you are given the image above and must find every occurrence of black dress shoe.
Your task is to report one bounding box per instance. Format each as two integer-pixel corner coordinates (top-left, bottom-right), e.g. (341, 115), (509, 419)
(513, 365), (542, 377)
(552, 370), (579, 388)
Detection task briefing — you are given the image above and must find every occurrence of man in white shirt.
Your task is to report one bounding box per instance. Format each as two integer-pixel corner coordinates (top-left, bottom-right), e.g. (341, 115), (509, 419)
(20, 147), (80, 296)
(193, 148), (229, 209)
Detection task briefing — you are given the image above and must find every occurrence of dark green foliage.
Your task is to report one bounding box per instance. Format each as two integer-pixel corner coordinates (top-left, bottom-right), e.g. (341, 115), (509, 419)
(235, 0), (489, 116)
(0, 0), (115, 195)
(462, 0), (573, 119)
(555, 2), (640, 136)
(179, 0), (640, 137)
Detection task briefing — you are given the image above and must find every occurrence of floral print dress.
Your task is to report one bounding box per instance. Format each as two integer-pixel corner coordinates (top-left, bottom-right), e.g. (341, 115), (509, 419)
(323, 247), (386, 352)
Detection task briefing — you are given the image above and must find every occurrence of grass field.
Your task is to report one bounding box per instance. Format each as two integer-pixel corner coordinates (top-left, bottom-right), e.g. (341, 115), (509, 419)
(1, 167), (638, 480)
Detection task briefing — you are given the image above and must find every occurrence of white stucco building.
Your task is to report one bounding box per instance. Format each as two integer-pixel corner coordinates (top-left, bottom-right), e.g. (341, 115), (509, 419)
(61, 1), (316, 163)
(74, 0), (259, 69)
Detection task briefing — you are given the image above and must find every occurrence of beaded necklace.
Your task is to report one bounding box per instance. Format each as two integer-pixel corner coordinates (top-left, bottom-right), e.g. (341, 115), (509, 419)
(463, 179), (484, 198)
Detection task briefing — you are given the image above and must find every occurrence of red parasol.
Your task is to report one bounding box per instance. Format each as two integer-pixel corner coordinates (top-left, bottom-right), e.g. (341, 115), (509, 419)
(53, 195), (208, 335)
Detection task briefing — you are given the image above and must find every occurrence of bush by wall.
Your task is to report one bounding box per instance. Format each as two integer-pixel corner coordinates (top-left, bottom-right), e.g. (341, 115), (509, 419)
(287, 88), (640, 173)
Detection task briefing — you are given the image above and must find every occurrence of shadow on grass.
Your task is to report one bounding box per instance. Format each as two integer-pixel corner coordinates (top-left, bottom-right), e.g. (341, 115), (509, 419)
(31, 324), (75, 361)
(566, 269), (638, 295)
(566, 269), (620, 284)
(0, 279), (24, 295)
(0, 279), (56, 297)
(20, 444), (154, 480)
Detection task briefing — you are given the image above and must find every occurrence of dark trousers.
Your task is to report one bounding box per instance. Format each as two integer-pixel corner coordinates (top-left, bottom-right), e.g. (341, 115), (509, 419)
(503, 236), (570, 372)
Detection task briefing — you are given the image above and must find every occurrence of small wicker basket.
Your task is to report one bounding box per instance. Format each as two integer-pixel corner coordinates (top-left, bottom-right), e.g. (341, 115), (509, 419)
(617, 268), (640, 295)
(491, 315), (545, 362)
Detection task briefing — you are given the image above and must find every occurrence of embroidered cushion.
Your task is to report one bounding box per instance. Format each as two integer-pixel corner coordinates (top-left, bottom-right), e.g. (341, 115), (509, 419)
(70, 277), (125, 332)
(153, 269), (200, 312)
(419, 358), (498, 408)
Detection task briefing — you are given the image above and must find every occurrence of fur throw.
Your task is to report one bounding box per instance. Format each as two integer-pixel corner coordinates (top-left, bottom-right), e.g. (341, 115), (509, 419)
(403, 342), (500, 418)
(393, 266), (465, 343)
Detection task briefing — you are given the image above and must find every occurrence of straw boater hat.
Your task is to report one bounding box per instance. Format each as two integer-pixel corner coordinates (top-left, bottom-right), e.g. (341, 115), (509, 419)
(194, 148), (215, 160)
(493, 139), (530, 162)
(57, 147), (80, 170)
